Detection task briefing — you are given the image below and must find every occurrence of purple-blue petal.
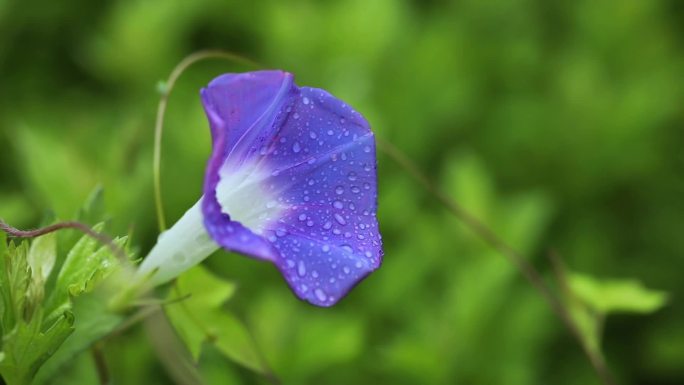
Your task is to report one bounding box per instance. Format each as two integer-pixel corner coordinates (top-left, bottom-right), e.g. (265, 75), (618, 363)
(200, 70), (382, 306)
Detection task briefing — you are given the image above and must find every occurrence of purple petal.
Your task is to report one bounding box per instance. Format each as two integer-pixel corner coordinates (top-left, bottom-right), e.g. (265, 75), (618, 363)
(201, 70), (382, 306)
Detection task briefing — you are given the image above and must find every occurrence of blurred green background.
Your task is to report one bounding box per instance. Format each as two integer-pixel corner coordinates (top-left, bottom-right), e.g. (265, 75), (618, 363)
(0, 0), (682, 384)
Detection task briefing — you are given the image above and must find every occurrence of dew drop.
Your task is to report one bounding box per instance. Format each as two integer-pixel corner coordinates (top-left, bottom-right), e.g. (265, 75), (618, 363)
(348, 172), (357, 181)
(292, 142), (301, 153)
(297, 260), (306, 276)
(276, 228), (287, 237)
(314, 288), (327, 302)
(172, 253), (185, 264)
(303, 96), (310, 105)
(293, 112), (300, 120)
(334, 213), (347, 225)
(323, 221), (332, 230)
(298, 213), (307, 221)
(333, 200), (344, 209)
(322, 244), (330, 252)
(335, 186), (344, 195)
(309, 131), (317, 139)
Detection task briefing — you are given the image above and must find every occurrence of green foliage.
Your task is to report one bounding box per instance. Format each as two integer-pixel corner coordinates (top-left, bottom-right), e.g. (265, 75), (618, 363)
(0, 213), (129, 384)
(0, 234), (74, 385)
(569, 273), (668, 315)
(165, 265), (269, 375)
(565, 271), (668, 356)
(33, 291), (123, 385)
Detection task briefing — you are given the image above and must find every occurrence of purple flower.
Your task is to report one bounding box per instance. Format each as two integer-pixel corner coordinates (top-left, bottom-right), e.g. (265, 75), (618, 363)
(139, 70), (382, 306)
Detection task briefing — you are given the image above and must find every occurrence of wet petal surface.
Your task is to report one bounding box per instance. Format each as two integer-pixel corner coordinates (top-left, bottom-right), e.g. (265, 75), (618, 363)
(201, 70), (382, 306)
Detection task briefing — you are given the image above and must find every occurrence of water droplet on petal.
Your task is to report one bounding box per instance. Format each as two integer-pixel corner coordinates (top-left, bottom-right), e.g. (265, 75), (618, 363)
(322, 244), (330, 252)
(335, 186), (344, 195)
(303, 96), (310, 105)
(334, 213), (347, 225)
(297, 260), (306, 276)
(333, 200), (344, 209)
(314, 288), (327, 302)
(292, 142), (301, 153)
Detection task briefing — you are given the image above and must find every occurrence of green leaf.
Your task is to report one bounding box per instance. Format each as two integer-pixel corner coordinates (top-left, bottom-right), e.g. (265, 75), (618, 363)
(75, 186), (106, 227)
(33, 291), (123, 385)
(0, 310), (74, 385)
(165, 265), (269, 374)
(1, 242), (31, 328)
(568, 273), (669, 315)
(28, 233), (57, 284)
(44, 224), (125, 323)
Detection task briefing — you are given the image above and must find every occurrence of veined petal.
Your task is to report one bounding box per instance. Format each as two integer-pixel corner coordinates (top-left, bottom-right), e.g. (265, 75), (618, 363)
(201, 71), (382, 306)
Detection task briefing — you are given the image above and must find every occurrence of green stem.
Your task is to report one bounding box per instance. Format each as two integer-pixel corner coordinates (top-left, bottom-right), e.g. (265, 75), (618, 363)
(152, 50), (261, 232)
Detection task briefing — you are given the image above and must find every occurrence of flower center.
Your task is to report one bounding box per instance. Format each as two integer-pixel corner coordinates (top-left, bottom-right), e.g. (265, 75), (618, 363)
(215, 160), (286, 234)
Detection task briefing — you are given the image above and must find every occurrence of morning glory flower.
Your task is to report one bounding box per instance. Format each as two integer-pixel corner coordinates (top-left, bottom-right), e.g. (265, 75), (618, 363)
(138, 70), (382, 306)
